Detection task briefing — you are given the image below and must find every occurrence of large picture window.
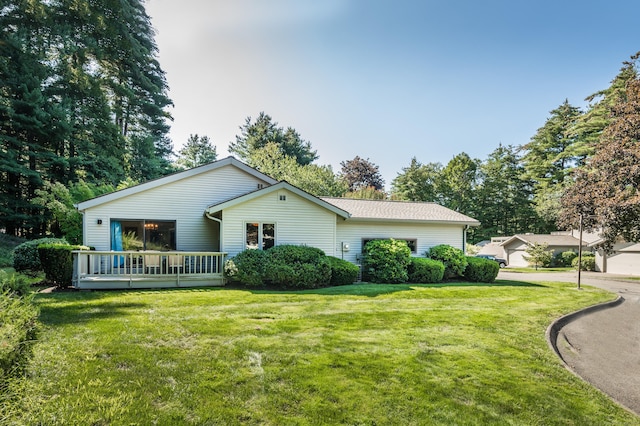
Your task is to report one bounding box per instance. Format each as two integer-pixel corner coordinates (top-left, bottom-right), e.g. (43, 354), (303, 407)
(246, 222), (275, 250)
(112, 220), (176, 251)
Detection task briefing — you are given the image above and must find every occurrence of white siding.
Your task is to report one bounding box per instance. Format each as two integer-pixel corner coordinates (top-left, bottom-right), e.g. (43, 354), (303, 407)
(82, 165), (270, 251)
(222, 189), (337, 258)
(334, 221), (465, 264)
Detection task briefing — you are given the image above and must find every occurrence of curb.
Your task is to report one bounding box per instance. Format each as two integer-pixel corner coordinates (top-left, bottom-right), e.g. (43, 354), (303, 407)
(546, 295), (624, 367)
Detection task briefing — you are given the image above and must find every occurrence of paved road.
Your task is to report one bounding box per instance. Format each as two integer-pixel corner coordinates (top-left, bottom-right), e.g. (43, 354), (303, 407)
(498, 270), (640, 415)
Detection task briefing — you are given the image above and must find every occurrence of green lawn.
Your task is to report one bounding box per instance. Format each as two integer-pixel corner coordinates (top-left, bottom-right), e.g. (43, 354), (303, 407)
(2, 281), (638, 425)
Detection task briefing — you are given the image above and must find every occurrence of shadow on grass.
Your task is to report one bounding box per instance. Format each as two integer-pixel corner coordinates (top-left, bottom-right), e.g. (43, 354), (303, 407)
(244, 279), (546, 297)
(34, 291), (149, 326)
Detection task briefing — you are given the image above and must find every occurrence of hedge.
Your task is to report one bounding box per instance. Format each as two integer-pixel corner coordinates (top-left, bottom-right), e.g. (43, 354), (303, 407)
(426, 245), (468, 279)
(225, 249), (269, 288)
(464, 256), (500, 283)
(13, 238), (67, 273)
(37, 244), (77, 287)
(263, 245), (331, 289)
(407, 257), (444, 283)
(362, 239), (411, 283)
(328, 256), (360, 286)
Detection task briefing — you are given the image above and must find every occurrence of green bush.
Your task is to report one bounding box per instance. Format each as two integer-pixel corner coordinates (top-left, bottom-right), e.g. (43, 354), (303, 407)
(0, 234), (25, 268)
(408, 257), (445, 283)
(464, 256), (500, 283)
(0, 272), (32, 297)
(226, 250), (269, 288)
(0, 282), (39, 383)
(426, 245), (468, 279)
(328, 256), (360, 286)
(37, 244), (77, 287)
(554, 251), (578, 267)
(264, 245), (331, 289)
(13, 238), (67, 273)
(572, 252), (596, 271)
(362, 239), (411, 284)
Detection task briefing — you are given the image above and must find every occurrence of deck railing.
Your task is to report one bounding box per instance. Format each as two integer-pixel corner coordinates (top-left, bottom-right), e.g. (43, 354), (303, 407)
(72, 251), (226, 289)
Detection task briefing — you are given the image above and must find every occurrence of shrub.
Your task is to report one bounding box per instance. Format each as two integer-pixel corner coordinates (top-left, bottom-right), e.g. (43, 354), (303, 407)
(0, 277), (39, 383)
(362, 239), (411, 283)
(328, 256), (360, 286)
(0, 272), (32, 297)
(554, 251), (578, 267)
(426, 245), (468, 279)
(264, 245), (331, 289)
(13, 237), (67, 273)
(464, 256), (500, 283)
(0, 234), (25, 268)
(38, 244), (78, 287)
(226, 250), (269, 287)
(572, 252), (596, 271)
(407, 257), (445, 283)
(523, 242), (553, 269)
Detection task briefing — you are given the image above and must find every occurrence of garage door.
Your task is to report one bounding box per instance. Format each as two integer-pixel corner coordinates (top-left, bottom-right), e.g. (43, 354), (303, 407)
(507, 249), (528, 267)
(606, 252), (640, 275)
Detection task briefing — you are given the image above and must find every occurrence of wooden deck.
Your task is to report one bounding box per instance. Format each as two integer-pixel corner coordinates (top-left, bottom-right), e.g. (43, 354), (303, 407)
(72, 251), (226, 289)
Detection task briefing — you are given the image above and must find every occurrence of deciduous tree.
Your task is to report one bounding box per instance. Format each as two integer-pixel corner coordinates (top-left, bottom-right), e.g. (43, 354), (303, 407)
(339, 156), (384, 193)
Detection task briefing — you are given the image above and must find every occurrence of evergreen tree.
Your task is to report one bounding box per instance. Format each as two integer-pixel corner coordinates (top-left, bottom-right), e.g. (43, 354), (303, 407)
(522, 100), (583, 226)
(175, 134), (218, 170)
(229, 112), (318, 166)
(438, 153), (478, 214)
(391, 157), (442, 202)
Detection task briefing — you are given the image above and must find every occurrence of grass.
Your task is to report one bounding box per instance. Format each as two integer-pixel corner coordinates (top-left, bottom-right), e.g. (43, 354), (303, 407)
(2, 280), (638, 425)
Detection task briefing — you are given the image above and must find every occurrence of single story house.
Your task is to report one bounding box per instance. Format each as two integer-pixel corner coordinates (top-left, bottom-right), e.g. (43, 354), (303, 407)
(74, 156), (479, 289)
(589, 239), (640, 276)
(500, 234), (586, 267)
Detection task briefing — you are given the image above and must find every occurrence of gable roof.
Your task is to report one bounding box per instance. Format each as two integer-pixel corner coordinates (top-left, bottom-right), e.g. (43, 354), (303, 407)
(320, 198), (480, 225)
(76, 157), (277, 211)
(205, 181), (351, 219)
(501, 234), (585, 247)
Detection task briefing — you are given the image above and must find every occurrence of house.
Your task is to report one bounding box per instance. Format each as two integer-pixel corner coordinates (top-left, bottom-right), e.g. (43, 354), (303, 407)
(74, 156), (479, 289)
(500, 234), (586, 267)
(588, 239), (640, 275)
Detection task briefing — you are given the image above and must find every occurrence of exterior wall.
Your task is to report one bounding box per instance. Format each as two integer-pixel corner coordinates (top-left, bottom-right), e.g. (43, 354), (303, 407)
(221, 188), (338, 258)
(603, 243), (640, 275)
(82, 164), (270, 251)
(505, 242), (582, 267)
(334, 221), (465, 264)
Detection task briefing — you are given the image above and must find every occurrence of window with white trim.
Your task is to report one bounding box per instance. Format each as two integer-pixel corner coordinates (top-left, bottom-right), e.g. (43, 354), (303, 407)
(246, 222), (276, 250)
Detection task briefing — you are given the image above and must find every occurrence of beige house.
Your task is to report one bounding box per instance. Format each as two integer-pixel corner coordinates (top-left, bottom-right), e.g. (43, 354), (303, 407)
(74, 157), (479, 289)
(500, 234), (586, 267)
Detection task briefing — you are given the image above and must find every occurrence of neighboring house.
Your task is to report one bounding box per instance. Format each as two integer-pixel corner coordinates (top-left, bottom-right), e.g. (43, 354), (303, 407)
(588, 239), (640, 275)
(74, 156), (479, 289)
(477, 236), (510, 259)
(500, 234), (586, 267)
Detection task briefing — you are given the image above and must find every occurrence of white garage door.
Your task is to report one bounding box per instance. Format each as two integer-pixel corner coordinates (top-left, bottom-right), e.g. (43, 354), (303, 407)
(606, 252), (640, 275)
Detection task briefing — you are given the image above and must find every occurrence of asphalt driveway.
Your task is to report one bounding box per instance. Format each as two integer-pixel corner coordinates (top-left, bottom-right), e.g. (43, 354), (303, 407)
(498, 270), (640, 415)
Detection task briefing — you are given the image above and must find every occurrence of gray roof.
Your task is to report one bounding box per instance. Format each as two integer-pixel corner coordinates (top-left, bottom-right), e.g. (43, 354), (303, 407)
(320, 197), (479, 225)
(502, 234), (585, 247)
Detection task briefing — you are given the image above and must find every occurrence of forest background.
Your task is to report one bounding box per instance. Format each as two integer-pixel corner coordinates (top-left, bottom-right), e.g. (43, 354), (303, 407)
(2, 0), (639, 248)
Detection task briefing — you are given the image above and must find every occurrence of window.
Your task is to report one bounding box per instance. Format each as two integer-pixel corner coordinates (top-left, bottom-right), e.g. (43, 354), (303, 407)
(246, 222), (276, 250)
(362, 238), (417, 253)
(112, 220), (176, 251)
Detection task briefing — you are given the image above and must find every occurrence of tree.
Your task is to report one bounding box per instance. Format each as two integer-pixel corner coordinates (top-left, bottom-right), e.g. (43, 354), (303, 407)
(559, 74), (640, 247)
(250, 143), (347, 197)
(339, 156), (384, 193)
(438, 153), (479, 213)
(522, 100), (583, 227)
(473, 145), (540, 242)
(522, 242), (553, 270)
(174, 134), (217, 169)
(229, 112), (318, 166)
(391, 157), (442, 202)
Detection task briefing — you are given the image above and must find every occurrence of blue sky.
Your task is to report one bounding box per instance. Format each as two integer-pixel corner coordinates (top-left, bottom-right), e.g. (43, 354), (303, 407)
(146, 0), (640, 189)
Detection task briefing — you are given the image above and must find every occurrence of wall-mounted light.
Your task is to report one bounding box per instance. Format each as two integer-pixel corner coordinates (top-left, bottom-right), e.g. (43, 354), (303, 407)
(97, 219), (103, 225)
(342, 242), (350, 252)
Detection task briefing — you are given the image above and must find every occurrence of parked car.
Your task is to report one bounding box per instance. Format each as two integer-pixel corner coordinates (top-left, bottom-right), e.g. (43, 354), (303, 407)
(475, 254), (507, 268)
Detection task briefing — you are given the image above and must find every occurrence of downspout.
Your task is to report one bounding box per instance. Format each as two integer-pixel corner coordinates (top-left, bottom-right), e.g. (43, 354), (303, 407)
(205, 211), (223, 253)
(463, 225), (469, 254)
